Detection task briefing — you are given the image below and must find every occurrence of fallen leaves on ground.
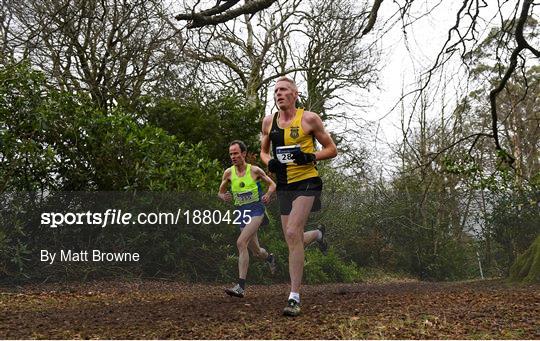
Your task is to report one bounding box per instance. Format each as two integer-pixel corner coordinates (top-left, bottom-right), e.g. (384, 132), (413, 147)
(0, 279), (538, 339)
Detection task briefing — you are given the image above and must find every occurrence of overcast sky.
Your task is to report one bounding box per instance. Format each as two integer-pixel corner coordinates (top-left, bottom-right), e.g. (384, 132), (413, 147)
(367, 1), (463, 173)
(177, 0), (533, 176)
(336, 0), (525, 176)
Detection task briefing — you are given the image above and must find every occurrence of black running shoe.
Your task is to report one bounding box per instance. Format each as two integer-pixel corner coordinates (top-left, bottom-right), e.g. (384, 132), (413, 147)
(224, 284), (244, 298)
(317, 224), (328, 255)
(266, 253), (277, 275)
(283, 299), (301, 316)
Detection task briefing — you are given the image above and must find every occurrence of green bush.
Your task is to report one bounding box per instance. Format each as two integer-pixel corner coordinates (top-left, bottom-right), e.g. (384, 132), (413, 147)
(304, 249), (362, 284)
(0, 62), (222, 193)
(137, 91), (263, 166)
(0, 62), (228, 282)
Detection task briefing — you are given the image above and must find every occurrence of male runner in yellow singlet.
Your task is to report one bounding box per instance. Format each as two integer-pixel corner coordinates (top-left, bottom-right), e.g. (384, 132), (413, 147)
(260, 77), (337, 316)
(218, 140), (277, 298)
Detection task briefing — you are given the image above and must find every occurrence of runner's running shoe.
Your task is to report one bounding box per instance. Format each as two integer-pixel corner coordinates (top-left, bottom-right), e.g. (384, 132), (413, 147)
(317, 224), (328, 255)
(283, 299), (301, 316)
(224, 284), (244, 298)
(266, 253), (277, 275)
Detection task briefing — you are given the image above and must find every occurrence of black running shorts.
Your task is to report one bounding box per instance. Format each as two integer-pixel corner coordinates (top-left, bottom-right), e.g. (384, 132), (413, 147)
(276, 177), (323, 215)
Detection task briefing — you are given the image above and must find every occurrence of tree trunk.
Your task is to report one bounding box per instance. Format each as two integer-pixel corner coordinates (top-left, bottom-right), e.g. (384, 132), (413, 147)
(509, 235), (540, 283)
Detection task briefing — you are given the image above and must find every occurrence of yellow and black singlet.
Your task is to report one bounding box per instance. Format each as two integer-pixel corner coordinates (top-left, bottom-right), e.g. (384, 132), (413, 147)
(269, 108), (318, 184)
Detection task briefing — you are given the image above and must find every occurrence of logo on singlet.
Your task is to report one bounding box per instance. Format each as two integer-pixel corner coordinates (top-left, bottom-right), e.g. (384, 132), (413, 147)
(290, 126), (299, 139)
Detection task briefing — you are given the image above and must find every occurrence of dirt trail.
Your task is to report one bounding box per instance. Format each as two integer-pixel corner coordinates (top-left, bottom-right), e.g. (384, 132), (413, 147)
(1, 279), (538, 339)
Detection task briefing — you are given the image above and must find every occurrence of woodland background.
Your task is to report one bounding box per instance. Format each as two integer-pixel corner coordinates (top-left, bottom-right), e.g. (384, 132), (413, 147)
(0, 0), (539, 284)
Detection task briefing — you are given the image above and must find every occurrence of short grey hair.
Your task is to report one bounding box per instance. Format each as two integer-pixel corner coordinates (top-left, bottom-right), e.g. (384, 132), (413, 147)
(275, 76), (298, 92)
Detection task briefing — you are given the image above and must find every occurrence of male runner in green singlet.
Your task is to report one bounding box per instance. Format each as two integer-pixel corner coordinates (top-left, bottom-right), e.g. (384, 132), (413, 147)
(260, 77), (337, 316)
(218, 140), (277, 298)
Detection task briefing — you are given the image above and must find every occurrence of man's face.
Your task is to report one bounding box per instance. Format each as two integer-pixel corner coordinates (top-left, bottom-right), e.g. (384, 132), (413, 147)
(274, 80), (297, 111)
(229, 144), (245, 165)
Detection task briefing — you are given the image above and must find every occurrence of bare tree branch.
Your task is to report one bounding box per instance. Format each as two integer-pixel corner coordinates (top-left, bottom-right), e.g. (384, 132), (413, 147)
(180, 0), (303, 108)
(362, 0), (384, 35)
(175, 0), (278, 29)
(488, 0), (537, 164)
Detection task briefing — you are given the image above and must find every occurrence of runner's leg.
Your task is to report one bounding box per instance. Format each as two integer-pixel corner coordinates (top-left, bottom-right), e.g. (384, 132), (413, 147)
(247, 232), (268, 260)
(282, 216), (319, 247)
(283, 196), (315, 294)
(303, 229), (319, 246)
(236, 215), (264, 280)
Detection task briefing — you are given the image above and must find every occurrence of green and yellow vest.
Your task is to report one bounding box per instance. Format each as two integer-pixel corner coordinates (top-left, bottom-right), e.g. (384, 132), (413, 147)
(230, 164), (260, 206)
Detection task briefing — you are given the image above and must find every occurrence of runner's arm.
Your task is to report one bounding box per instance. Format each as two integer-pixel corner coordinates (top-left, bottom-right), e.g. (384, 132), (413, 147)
(253, 166), (276, 204)
(218, 169), (232, 202)
(307, 112), (337, 161)
(260, 115), (273, 166)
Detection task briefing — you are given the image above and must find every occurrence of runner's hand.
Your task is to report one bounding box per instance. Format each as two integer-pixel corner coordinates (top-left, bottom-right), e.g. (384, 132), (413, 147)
(268, 159), (283, 173)
(261, 192), (273, 204)
(292, 150), (316, 165)
(218, 192), (232, 202)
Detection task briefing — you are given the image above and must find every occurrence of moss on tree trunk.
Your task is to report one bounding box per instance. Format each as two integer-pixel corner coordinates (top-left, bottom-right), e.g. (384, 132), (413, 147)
(509, 235), (540, 283)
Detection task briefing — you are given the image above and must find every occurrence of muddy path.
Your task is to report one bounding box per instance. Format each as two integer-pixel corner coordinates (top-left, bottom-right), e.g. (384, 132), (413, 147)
(1, 279), (538, 339)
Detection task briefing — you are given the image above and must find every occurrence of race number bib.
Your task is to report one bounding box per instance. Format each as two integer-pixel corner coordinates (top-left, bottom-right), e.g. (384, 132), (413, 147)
(235, 191), (254, 205)
(276, 145), (300, 164)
